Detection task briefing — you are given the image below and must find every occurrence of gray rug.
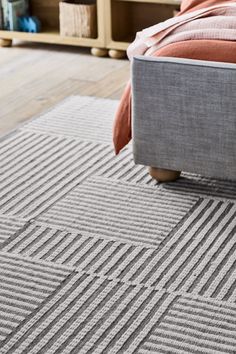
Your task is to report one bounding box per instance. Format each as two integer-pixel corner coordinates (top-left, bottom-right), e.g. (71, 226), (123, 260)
(0, 95), (236, 354)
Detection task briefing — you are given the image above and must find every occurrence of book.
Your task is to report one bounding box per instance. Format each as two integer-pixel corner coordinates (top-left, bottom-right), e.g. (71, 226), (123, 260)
(8, 0), (28, 30)
(1, 0), (9, 29)
(0, 1), (3, 29)
(0, 0), (28, 30)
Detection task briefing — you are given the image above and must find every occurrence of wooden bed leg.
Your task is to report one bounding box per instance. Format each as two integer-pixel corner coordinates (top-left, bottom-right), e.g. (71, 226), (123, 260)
(0, 39), (12, 47)
(149, 167), (181, 182)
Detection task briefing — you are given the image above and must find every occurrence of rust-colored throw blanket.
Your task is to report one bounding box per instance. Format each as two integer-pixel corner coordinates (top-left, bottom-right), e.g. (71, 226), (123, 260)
(113, 0), (236, 154)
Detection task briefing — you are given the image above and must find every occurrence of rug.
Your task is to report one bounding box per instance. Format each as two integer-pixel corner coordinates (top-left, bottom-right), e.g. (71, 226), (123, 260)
(0, 95), (236, 354)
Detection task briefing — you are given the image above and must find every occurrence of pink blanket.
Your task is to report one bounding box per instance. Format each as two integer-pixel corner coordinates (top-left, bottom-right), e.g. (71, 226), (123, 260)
(146, 15), (236, 56)
(127, 2), (236, 59)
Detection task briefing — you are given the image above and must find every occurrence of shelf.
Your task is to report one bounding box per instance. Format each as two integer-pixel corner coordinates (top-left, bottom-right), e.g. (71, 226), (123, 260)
(0, 29), (101, 47)
(0, 0), (181, 56)
(0, 0), (106, 49)
(109, 0), (180, 45)
(116, 0), (181, 4)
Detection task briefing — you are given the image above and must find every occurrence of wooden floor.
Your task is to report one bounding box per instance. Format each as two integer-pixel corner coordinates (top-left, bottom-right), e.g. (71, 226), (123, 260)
(0, 41), (130, 135)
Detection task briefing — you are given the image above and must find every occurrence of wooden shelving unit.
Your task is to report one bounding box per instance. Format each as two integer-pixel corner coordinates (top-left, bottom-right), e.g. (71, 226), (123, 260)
(0, 0), (107, 54)
(0, 0), (181, 58)
(106, 0), (181, 57)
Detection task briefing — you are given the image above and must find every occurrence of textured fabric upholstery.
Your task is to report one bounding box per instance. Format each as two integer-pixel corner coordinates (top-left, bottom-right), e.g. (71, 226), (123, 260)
(132, 56), (236, 180)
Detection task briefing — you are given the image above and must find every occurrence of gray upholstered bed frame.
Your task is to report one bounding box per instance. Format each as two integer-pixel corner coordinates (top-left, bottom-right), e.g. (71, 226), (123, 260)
(132, 56), (236, 180)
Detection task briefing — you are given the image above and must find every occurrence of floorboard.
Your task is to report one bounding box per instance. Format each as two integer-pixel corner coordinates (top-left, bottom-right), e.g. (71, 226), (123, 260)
(0, 41), (130, 134)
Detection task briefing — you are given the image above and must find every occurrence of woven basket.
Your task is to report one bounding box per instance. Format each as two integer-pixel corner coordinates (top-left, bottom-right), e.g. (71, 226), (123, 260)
(59, 1), (97, 38)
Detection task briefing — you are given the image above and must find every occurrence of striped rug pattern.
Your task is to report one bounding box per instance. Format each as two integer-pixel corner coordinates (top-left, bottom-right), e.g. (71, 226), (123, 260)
(0, 96), (236, 353)
(0, 213), (27, 246)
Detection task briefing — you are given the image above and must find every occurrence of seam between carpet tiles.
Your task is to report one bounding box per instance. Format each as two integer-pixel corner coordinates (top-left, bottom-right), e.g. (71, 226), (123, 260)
(1, 267), (235, 354)
(133, 293), (180, 354)
(151, 197), (204, 250)
(2, 245), (235, 308)
(0, 220), (31, 251)
(0, 271), (77, 350)
(1, 144), (115, 220)
(20, 195), (203, 252)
